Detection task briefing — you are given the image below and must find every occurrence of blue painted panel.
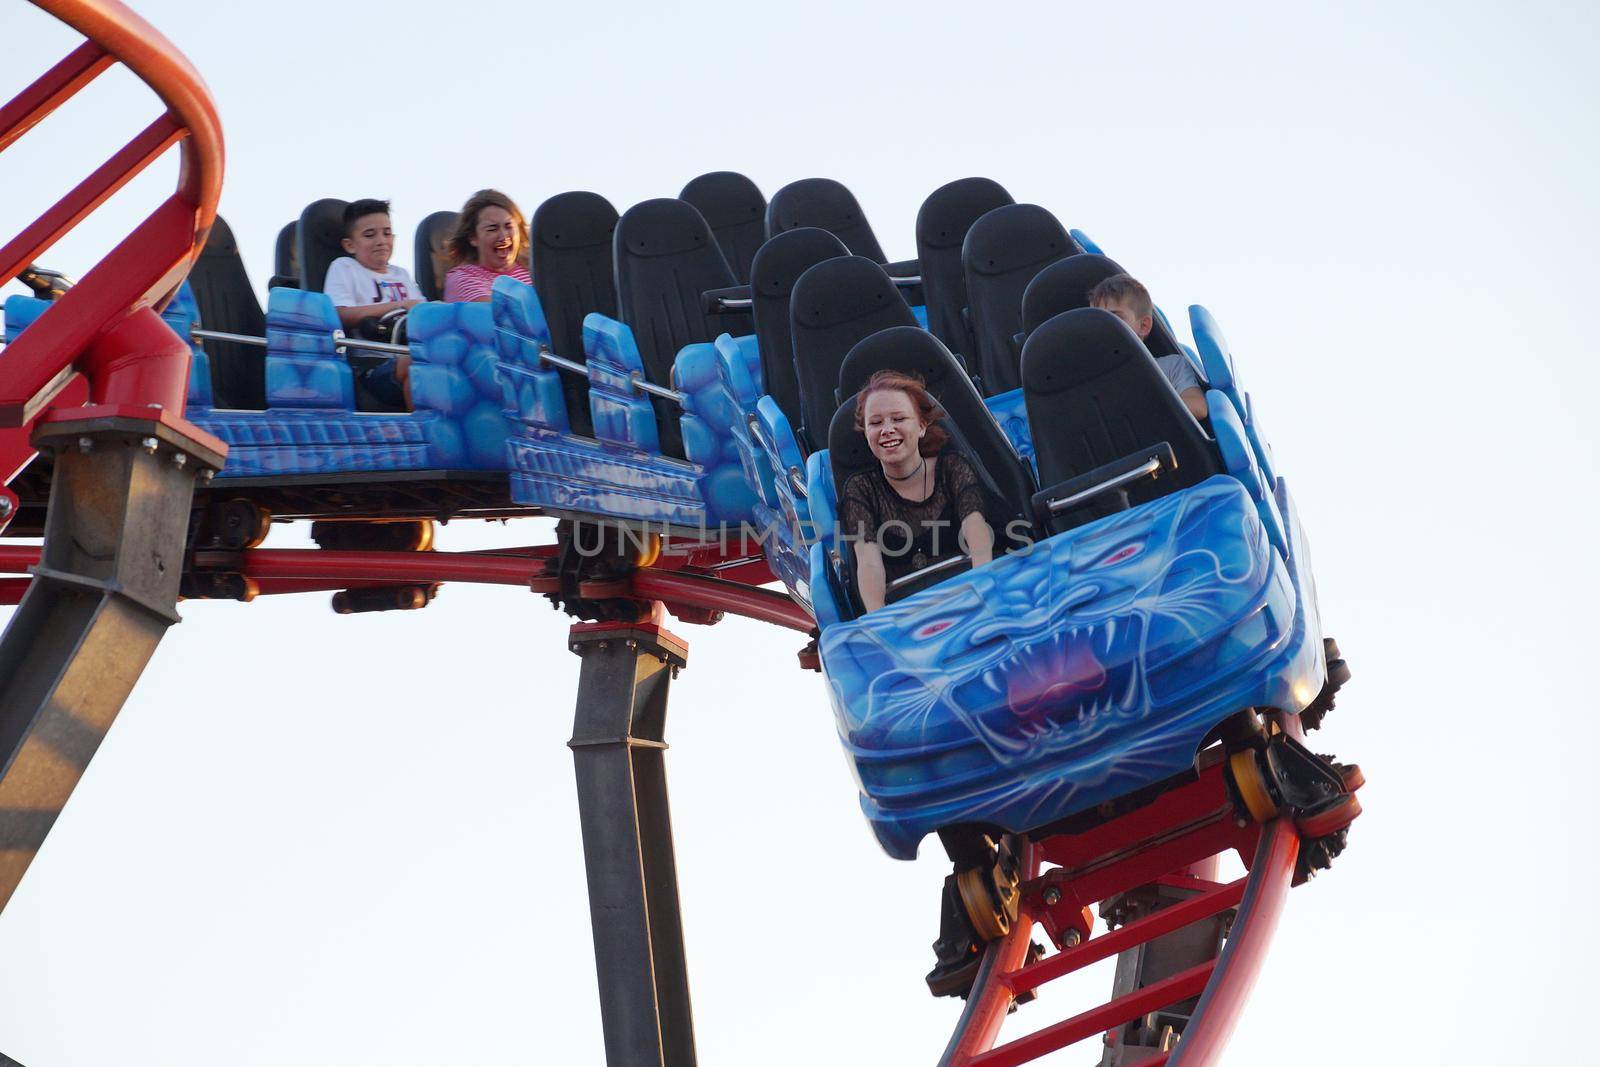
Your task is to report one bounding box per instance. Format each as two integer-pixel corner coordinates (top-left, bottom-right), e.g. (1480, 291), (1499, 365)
(491, 277), (569, 433)
(674, 337), (759, 525)
(1069, 228), (1105, 256)
(983, 388), (1034, 471)
(819, 475), (1310, 859)
(714, 333), (778, 508)
(506, 427), (707, 527)
(1190, 304), (1277, 483)
(1209, 389), (1286, 552)
(583, 314), (660, 453)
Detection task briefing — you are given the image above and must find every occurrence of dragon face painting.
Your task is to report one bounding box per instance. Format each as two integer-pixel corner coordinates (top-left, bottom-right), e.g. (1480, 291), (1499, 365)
(821, 476), (1312, 859)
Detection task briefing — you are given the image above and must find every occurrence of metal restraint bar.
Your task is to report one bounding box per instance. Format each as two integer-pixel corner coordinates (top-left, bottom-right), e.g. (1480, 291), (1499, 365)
(567, 617), (697, 1067)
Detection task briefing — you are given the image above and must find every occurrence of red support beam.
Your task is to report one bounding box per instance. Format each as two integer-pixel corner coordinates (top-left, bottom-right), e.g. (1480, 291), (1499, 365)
(970, 962), (1215, 1067)
(0, 40), (112, 154)
(0, 114), (185, 289)
(1004, 878), (1246, 995)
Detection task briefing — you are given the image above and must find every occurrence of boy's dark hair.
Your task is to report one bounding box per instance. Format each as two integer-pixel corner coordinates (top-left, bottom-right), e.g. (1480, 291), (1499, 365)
(1088, 273), (1153, 320)
(343, 198), (392, 236)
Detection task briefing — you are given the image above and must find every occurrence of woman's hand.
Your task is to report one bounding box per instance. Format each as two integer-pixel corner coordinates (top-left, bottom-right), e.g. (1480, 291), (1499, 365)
(854, 540), (887, 612)
(961, 512), (994, 569)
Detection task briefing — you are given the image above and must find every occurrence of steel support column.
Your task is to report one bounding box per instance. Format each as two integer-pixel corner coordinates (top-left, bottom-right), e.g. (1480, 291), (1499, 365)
(568, 618), (697, 1067)
(0, 411), (223, 912)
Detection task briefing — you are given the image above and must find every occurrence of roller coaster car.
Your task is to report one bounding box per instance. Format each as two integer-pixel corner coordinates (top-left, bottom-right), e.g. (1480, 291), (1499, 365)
(808, 306), (1336, 861)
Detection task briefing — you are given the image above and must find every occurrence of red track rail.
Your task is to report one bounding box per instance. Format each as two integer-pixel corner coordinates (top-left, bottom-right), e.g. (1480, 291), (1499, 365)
(0, 0), (225, 479)
(942, 752), (1302, 1067)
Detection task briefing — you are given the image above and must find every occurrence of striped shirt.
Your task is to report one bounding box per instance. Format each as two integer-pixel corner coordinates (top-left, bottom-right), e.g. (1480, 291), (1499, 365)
(442, 263), (532, 302)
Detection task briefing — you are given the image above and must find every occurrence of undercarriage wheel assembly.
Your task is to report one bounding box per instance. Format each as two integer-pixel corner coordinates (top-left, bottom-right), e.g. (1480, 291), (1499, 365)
(312, 519), (439, 614)
(1227, 748), (1281, 824)
(1224, 721), (1366, 881)
(1300, 635), (1351, 731)
(197, 497), (272, 550)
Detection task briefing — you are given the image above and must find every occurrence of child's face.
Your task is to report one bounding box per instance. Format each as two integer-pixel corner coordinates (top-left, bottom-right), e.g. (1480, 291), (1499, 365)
(1093, 296), (1153, 340)
(342, 213), (395, 271)
(470, 205), (522, 270)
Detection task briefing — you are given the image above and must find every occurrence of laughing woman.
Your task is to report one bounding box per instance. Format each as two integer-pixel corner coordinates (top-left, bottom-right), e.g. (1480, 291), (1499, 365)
(442, 188), (532, 301)
(839, 370), (994, 612)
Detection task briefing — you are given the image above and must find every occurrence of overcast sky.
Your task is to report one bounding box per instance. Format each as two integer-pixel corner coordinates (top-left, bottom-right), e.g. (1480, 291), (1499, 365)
(1, 1), (1597, 1065)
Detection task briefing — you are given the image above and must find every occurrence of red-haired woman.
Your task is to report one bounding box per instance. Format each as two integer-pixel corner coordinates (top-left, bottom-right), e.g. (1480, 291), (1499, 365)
(838, 371), (994, 612)
(442, 189), (532, 302)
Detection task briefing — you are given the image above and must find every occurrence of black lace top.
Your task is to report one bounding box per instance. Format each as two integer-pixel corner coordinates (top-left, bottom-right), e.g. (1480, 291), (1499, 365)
(839, 450), (988, 583)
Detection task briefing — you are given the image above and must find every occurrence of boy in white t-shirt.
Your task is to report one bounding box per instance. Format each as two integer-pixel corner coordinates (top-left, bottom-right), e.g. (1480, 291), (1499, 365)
(323, 198), (424, 409)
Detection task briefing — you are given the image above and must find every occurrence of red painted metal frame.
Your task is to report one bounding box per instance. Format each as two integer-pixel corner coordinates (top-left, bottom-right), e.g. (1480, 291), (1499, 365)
(0, 0), (225, 447)
(943, 750), (1303, 1067)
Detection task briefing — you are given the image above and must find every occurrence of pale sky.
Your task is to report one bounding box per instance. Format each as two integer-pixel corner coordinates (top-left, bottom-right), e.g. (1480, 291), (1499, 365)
(1, 1), (1597, 1064)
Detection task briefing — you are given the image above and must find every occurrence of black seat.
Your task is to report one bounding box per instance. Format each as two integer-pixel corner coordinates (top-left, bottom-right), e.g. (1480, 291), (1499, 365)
(838, 326), (1034, 541)
(296, 197), (350, 292)
(962, 204), (1081, 396)
(188, 214), (266, 409)
(531, 190), (620, 437)
(789, 256), (917, 454)
(1021, 308), (1220, 533)
(749, 227), (851, 435)
(766, 178), (887, 263)
(614, 198), (739, 458)
(270, 221), (298, 289)
(1020, 253), (1183, 356)
(914, 177), (1013, 361)
(413, 210), (459, 301)
(679, 171), (767, 285)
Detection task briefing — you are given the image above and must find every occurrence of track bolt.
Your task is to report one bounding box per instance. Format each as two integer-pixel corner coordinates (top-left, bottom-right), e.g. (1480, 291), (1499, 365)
(626, 639), (637, 650)
(1063, 930), (1081, 948)
(171, 453), (187, 468)
(1043, 886), (1062, 906)
(1235, 817), (1249, 828)
(141, 436), (159, 454)
(78, 436), (94, 453)
(199, 469), (214, 482)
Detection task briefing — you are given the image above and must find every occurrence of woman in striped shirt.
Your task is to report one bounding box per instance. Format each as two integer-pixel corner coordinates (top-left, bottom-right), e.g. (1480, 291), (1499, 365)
(442, 188), (532, 301)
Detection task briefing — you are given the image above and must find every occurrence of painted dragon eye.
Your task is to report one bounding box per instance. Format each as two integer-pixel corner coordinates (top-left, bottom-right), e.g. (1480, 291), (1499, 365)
(915, 618), (956, 639)
(1095, 543), (1143, 567)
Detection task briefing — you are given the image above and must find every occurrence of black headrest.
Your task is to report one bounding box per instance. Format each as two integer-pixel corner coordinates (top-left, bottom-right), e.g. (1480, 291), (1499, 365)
(916, 177), (1014, 250)
(1020, 254), (1180, 357)
(534, 190), (619, 251)
(202, 215), (241, 258)
(753, 227), (850, 300)
(750, 227), (850, 433)
(1021, 308), (1219, 513)
(274, 221), (297, 278)
(680, 171), (764, 229)
(767, 178), (886, 263)
(680, 171), (767, 284)
(413, 210), (459, 301)
(1022, 309), (1150, 395)
(791, 255), (907, 330)
(617, 197), (725, 260)
(838, 325), (966, 400)
(296, 197), (350, 292)
(190, 213), (266, 409)
(962, 203), (1077, 277)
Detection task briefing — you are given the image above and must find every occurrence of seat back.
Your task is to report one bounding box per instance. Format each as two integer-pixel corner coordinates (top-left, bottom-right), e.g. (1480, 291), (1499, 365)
(532, 191), (619, 357)
(531, 191), (619, 437)
(296, 197), (350, 292)
(838, 326), (1034, 538)
(614, 198), (739, 457)
(766, 178), (887, 263)
(1020, 253), (1183, 356)
(1021, 308), (1219, 516)
(749, 227), (851, 435)
(272, 221), (298, 287)
(413, 210), (459, 301)
(790, 256), (917, 453)
(914, 177), (1013, 360)
(188, 214), (266, 409)
(963, 203), (1080, 395)
(680, 171), (767, 284)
